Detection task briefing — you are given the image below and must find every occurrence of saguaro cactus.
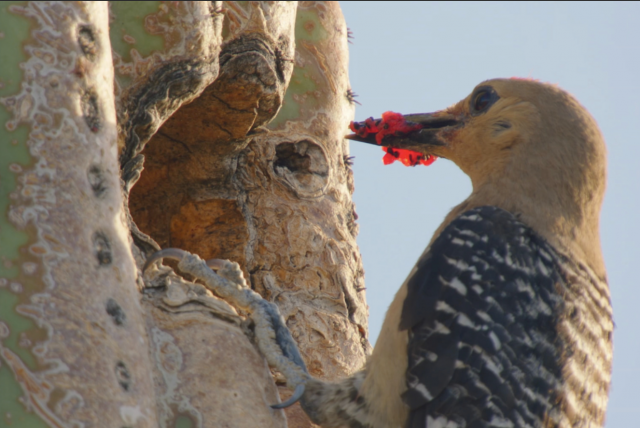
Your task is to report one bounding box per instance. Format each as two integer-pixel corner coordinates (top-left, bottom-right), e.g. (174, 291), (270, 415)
(0, 2), (365, 427)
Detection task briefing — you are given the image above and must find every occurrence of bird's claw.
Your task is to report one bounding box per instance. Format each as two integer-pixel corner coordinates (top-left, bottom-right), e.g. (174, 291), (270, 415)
(271, 383), (306, 409)
(142, 247), (188, 272)
(143, 248), (309, 410)
(206, 258), (229, 270)
(143, 248), (230, 273)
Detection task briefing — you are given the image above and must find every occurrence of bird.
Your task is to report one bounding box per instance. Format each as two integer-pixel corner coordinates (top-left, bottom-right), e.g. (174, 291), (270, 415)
(145, 78), (612, 428)
(297, 78), (612, 428)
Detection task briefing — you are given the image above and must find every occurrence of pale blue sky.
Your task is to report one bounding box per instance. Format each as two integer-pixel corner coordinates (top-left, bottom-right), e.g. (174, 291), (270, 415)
(341, 2), (640, 426)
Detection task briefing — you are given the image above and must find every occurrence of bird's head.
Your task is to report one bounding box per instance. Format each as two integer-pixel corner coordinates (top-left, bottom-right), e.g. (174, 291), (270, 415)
(348, 78), (608, 277)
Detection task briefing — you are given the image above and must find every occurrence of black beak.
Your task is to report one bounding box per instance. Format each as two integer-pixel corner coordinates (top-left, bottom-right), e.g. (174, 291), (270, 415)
(346, 112), (459, 150)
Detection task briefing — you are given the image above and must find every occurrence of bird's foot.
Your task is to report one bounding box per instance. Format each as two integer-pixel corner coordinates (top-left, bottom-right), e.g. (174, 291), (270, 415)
(143, 248), (309, 408)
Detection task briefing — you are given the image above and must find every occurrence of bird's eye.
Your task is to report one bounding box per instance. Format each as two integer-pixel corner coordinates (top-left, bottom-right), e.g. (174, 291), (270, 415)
(472, 91), (492, 113)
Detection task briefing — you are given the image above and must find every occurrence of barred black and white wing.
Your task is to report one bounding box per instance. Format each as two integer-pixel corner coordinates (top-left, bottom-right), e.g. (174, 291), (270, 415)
(401, 206), (612, 428)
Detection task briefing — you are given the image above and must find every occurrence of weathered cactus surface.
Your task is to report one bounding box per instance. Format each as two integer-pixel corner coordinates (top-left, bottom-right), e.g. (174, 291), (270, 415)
(1, 2), (366, 427)
(0, 3), (157, 426)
